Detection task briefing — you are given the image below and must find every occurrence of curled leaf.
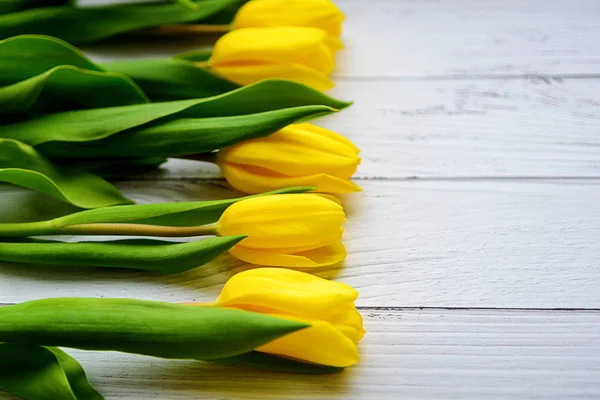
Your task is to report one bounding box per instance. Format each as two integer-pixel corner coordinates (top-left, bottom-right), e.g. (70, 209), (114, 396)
(0, 139), (132, 209)
(0, 343), (103, 400)
(0, 65), (149, 117)
(0, 35), (101, 85)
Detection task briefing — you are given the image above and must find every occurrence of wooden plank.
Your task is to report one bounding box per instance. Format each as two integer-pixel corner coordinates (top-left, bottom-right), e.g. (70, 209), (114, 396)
(121, 78), (600, 180)
(1, 179), (598, 308)
(2, 308), (599, 400)
(85, 0), (600, 78)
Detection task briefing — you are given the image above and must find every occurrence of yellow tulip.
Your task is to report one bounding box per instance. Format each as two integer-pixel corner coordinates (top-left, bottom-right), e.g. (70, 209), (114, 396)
(218, 123), (361, 194)
(232, 0), (345, 38)
(213, 267), (365, 367)
(209, 26), (339, 91)
(216, 194), (346, 267)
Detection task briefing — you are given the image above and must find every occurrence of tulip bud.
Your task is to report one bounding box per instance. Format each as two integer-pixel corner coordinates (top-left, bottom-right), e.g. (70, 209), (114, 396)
(216, 194), (347, 267)
(209, 27), (339, 91)
(232, 0), (345, 38)
(218, 123), (361, 194)
(213, 268), (365, 367)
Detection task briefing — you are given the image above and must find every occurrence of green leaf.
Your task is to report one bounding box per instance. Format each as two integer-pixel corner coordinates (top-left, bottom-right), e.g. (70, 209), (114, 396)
(0, 139), (133, 209)
(0, 343), (103, 400)
(0, 235), (246, 273)
(0, 298), (308, 360)
(0, 65), (149, 117)
(101, 58), (238, 101)
(0, 35), (101, 86)
(40, 106), (336, 158)
(175, 49), (213, 62)
(0, 0), (69, 15)
(0, 79), (351, 147)
(0, 0), (241, 44)
(52, 186), (313, 227)
(214, 351), (344, 374)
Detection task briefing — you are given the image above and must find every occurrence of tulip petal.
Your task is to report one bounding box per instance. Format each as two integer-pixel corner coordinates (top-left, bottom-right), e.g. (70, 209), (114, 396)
(228, 241), (346, 268)
(217, 267), (357, 317)
(218, 194), (345, 249)
(293, 123), (360, 154)
(221, 163), (361, 194)
(218, 126), (361, 179)
(257, 318), (359, 367)
(211, 62), (334, 92)
(232, 0), (345, 37)
(211, 27), (332, 68)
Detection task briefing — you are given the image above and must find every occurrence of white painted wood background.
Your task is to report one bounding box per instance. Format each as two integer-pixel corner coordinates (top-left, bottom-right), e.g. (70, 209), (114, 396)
(2, 0), (600, 398)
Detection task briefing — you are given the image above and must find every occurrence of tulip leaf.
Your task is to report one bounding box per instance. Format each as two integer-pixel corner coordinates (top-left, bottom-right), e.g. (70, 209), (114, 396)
(0, 139), (133, 209)
(0, 343), (103, 400)
(101, 58), (238, 101)
(175, 49), (214, 62)
(0, 298), (308, 361)
(214, 351), (344, 374)
(0, 35), (101, 86)
(49, 186), (313, 228)
(0, 79), (351, 148)
(0, 236), (246, 273)
(40, 106), (336, 159)
(0, 0), (242, 44)
(0, 0), (69, 14)
(0, 65), (149, 117)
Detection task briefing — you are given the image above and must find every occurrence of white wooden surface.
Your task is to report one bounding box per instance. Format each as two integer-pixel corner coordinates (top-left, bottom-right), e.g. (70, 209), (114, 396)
(2, 0), (600, 399)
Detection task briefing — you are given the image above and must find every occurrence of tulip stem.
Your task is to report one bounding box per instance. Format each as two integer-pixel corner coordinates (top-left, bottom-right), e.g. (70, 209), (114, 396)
(0, 221), (218, 238)
(137, 24), (232, 35)
(57, 223), (218, 237)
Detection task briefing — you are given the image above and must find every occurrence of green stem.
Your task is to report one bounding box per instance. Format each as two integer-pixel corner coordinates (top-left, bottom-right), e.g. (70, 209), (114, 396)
(56, 223), (218, 237)
(0, 221), (217, 238)
(0, 221), (57, 237)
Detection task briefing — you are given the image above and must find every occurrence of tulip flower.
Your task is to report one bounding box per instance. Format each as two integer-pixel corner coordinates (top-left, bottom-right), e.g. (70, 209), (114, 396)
(232, 0), (345, 39)
(209, 26), (340, 91)
(218, 123), (361, 194)
(210, 267), (365, 367)
(216, 193), (347, 267)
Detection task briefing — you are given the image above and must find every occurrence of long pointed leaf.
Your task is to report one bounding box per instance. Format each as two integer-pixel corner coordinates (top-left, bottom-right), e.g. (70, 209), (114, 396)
(51, 186), (312, 227)
(0, 139), (133, 208)
(0, 298), (308, 360)
(0, 0), (241, 44)
(0, 79), (351, 146)
(0, 236), (246, 273)
(39, 106), (336, 158)
(0, 343), (103, 400)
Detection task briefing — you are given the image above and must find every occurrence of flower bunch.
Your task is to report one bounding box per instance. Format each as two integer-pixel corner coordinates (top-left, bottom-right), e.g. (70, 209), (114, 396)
(0, 0), (367, 398)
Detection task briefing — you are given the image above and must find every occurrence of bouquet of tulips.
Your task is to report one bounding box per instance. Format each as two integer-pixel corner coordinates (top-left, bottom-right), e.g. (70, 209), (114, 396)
(0, 0), (366, 398)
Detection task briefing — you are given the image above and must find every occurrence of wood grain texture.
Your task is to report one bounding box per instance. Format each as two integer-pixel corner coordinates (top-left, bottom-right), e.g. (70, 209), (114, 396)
(1, 179), (598, 308)
(2, 308), (599, 400)
(85, 0), (600, 78)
